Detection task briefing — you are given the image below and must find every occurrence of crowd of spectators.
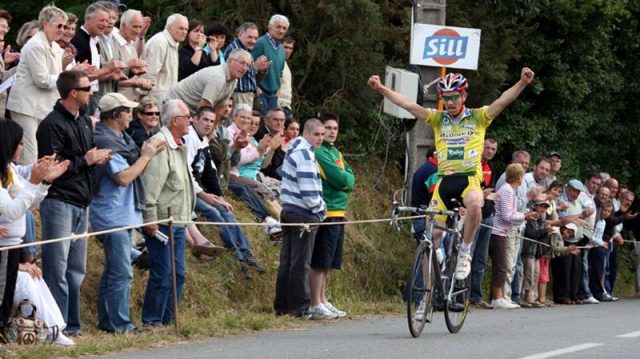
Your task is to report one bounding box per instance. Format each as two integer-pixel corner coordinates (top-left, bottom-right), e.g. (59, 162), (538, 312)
(0, 0), (358, 346)
(412, 139), (640, 312)
(1, 0), (639, 349)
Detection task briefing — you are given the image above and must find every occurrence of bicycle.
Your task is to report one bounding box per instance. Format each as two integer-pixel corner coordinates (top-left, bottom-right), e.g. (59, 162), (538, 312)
(391, 194), (470, 338)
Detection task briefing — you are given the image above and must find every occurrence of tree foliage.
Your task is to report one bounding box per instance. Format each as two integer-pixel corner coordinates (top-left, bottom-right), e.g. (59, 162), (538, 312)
(2, 0), (639, 190)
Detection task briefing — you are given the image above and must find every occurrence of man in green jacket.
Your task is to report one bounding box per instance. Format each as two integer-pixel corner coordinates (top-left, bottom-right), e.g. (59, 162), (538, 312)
(308, 114), (356, 320)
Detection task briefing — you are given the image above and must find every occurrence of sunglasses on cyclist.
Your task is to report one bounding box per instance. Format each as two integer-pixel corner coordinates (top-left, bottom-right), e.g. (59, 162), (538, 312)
(441, 94), (462, 102)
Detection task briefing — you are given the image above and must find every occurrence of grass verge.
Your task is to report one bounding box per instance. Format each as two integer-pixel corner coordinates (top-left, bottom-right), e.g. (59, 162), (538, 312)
(2, 158), (414, 358)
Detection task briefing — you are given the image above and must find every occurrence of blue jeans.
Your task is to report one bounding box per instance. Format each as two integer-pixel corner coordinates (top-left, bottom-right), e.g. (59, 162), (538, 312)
(97, 230), (135, 333)
(20, 210), (38, 262)
(605, 242), (618, 293)
(470, 216), (493, 303)
(260, 92), (279, 117)
(142, 225), (186, 325)
(40, 198), (88, 334)
(228, 182), (269, 220)
(511, 226), (524, 303)
(194, 197), (252, 261)
(579, 247), (594, 299)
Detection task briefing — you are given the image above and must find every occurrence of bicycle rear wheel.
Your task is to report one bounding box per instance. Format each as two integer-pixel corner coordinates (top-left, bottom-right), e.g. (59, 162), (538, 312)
(406, 241), (434, 338)
(443, 238), (470, 333)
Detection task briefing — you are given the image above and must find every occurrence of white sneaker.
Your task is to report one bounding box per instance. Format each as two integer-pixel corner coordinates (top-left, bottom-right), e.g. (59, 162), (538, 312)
(454, 251), (472, 280)
(583, 296), (599, 304)
(491, 298), (520, 310)
(308, 304), (339, 320)
(415, 298), (426, 321)
(264, 216), (283, 236)
(54, 333), (75, 346)
(323, 301), (347, 318)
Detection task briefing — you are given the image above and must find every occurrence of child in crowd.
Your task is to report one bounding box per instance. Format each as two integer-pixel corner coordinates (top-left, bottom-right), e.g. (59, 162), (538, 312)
(521, 199), (550, 308)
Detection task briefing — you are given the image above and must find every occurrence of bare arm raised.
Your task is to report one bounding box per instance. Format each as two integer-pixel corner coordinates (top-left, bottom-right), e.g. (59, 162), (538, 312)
(486, 67), (535, 119)
(367, 75), (431, 120)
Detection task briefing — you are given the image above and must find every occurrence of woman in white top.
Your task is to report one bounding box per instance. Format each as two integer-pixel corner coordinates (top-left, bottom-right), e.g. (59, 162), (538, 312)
(0, 118), (70, 344)
(6, 5), (91, 165)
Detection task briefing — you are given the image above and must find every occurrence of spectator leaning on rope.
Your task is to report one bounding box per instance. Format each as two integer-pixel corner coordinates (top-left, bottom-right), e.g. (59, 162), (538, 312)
(90, 92), (166, 334)
(140, 99), (195, 327)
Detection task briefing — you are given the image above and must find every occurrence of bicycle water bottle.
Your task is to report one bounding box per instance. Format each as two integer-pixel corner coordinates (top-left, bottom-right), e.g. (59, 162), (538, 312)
(436, 248), (444, 266)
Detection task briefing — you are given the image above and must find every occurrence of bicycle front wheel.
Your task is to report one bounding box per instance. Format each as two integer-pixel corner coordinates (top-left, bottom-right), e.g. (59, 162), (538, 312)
(406, 241), (434, 338)
(443, 241), (470, 333)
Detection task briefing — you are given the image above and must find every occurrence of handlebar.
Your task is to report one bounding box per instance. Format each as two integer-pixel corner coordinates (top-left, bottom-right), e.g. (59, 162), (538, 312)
(390, 200), (459, 230)
(395, 205), (456, 218)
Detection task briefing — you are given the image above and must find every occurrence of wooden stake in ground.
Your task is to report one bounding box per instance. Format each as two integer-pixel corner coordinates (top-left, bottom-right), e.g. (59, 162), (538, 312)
(168, 207), (179, 333)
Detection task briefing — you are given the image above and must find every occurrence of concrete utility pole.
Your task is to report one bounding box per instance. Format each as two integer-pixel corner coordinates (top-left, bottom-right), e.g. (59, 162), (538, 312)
(405, 0), (445, 204)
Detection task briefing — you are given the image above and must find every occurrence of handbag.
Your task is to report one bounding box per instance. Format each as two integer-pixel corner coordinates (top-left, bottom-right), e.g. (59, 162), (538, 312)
(4, 299), (57, 344)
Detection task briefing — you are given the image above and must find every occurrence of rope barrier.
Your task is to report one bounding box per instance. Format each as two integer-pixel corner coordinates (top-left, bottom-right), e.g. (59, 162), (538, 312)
(477, 221), (637, 250)
(1, 211), (637, 253)
(0, 215), (425, 253)
(175, 214), (426, 227)
(0, 218), (172, 252)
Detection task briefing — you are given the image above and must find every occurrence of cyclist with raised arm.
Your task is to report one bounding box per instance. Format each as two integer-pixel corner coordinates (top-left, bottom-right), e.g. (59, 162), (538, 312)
(368, 67), (535, 280)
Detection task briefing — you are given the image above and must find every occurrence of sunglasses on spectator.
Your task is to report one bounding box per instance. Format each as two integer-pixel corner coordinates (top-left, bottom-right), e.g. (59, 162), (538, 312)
(441, 94), (461, 102)
(74, 86), (92, 92)
(51, 23), (66, 29)
(141, 111), (160, 116)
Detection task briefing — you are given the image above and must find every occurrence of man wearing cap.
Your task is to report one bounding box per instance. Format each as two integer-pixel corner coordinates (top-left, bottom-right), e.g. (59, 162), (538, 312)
(37, 70), (113, 336)
(90, 92), (166, 333)
(558, 178), (596, 303)
(541, 152), (562, 189)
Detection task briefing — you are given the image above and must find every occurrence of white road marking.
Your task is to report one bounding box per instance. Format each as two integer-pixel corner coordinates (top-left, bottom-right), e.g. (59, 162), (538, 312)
(617, 330), (640, 338)
(519, 343), (603, 359)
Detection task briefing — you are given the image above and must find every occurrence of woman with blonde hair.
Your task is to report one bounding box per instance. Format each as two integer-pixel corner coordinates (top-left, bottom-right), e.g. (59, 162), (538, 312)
(6, 5), (93, 165)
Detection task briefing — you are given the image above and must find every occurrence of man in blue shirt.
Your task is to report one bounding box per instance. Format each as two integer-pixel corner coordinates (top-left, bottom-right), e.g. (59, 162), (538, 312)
(91, 93), (165, 333)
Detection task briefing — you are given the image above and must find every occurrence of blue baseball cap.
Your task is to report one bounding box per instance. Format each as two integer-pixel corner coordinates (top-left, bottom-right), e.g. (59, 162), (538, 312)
(567, 179), (587, 193)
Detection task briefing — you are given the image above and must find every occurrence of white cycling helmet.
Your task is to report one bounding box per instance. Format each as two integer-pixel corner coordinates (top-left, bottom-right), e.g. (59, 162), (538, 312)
(437, 73), (469, 93)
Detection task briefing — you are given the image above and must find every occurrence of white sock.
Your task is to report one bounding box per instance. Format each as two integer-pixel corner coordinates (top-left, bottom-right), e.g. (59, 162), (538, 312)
(459, 242), (471, 254)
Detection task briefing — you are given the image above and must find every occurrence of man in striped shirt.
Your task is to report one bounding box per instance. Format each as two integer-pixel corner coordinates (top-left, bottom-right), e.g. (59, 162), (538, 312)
(274, 118), (327, 318)
(223, 22), (270, 107)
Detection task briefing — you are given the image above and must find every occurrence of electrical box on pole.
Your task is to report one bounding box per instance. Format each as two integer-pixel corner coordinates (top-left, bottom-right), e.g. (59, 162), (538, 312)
(404, 0), (445, 205)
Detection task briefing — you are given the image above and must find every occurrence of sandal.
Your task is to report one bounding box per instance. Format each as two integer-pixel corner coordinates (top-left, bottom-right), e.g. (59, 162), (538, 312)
(530, 301), (544, 308)
(574, 299), (584, 305)
(539, 300), (555, 307)
(558, 299), (574, 305)
(519, 302), (532, 308)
